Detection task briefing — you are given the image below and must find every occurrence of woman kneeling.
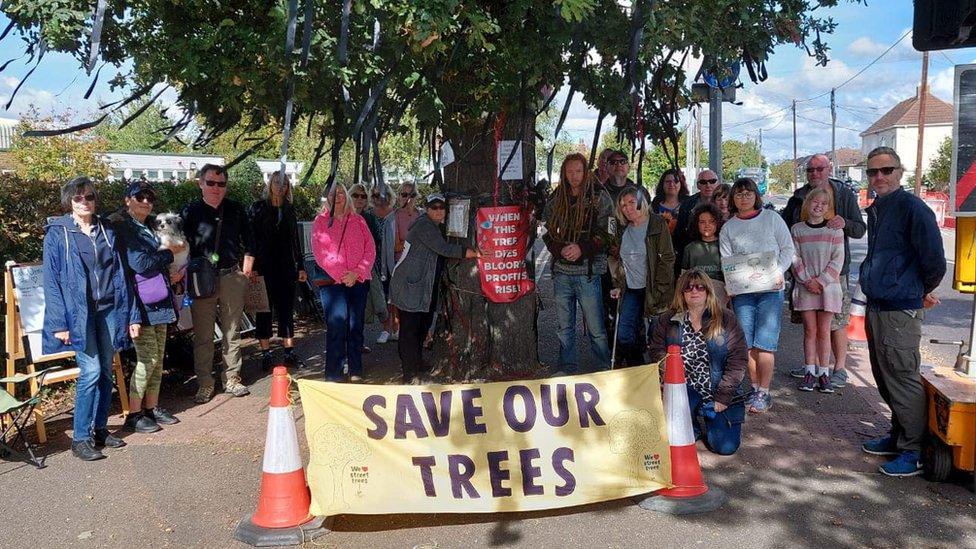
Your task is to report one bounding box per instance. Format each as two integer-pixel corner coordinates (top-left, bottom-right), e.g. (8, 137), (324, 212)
(648, 269), (749, 455)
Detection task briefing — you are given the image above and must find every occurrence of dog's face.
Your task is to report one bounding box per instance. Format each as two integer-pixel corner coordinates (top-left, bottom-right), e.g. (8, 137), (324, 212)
(155, 213), (183, 236)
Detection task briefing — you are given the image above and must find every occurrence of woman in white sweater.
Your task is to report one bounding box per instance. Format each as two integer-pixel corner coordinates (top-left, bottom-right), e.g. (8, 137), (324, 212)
(719, 178), (795, 414)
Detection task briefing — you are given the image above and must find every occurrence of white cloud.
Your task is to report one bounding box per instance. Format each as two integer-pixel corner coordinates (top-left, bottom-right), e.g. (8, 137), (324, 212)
(848, 37), (888, 57)
(2, 76), (20, 89)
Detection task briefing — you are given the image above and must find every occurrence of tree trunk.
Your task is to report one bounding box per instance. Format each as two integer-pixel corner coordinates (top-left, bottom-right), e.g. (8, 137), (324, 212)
(428, 115), (540, 382)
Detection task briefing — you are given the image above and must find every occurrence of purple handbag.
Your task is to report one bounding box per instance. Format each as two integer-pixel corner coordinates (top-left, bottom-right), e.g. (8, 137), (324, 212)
(134, 272), (170, 305)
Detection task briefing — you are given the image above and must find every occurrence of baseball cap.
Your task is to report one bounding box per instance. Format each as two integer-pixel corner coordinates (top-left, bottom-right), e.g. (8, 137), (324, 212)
(426, 193), (446, 205)
(125, 180), (155, 198)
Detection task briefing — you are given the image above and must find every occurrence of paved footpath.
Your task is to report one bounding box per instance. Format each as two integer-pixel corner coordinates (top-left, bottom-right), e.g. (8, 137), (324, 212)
(1, 238), (974, 548)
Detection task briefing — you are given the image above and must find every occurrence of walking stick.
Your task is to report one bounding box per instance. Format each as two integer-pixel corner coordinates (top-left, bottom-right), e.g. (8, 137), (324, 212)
(610, 291), (623, 370)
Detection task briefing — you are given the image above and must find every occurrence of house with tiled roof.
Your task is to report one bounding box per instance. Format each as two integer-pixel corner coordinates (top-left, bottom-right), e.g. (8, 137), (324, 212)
(859, 90), (953, 181)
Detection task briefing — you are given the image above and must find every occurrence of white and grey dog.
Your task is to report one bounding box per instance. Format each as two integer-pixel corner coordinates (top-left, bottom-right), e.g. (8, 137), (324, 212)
(154, 213), (189, 276)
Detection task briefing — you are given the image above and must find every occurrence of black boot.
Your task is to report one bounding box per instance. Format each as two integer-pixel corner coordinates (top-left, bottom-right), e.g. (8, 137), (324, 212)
(123, 412), (161, 433)
(261, 350), (274, 371)
(93, 428), (127, 448)
(71, 440), (105, 461)
(147, 407), (180, 425)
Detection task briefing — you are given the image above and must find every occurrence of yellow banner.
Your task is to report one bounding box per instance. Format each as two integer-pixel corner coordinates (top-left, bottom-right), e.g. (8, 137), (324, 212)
(296, 364), (671, 515)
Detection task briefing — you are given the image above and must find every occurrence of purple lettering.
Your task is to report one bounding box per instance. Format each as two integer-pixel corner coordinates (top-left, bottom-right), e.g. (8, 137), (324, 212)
(502, 385), (537, 432)
(574, 383), (605, 427)
(421, 391), (452, 437)
(447, 454), (480, 499)
(486, 450), (512, 497)
(461, 388), (487, 434)
(540, 384), (569, 427)
(412, 456), (437, 496)
(519, 448), (544, 496)
(394, 394), (430, 439)
(552, 447), (576, 496)
(363, 395), (387, 440)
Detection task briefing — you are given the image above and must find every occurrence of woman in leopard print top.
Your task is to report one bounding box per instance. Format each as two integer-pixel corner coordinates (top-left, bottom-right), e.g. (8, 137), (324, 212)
(648, 269), (749, 455)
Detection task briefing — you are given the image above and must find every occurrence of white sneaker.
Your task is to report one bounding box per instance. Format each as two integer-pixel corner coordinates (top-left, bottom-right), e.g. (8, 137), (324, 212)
(389, 331), (399, 342)
(376, 331), (390, 344)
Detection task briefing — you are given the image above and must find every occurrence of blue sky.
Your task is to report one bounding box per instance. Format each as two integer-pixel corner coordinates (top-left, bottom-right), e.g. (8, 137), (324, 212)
(1, 1), (972, 162)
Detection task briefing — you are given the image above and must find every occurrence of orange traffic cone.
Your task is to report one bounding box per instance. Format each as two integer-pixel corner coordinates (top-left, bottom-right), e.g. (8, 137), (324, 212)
(234, 366), (329, 546)
(637, 345), (726, 514)
(846, 282), (867, 343)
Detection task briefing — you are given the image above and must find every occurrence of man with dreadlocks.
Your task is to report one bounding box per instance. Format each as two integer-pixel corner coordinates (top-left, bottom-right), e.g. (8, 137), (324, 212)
(543, 153), (615, 375)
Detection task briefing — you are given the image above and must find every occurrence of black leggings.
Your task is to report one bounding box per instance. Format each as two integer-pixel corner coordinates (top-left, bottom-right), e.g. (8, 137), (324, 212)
(255, 272), (297, 339)
(398, 310), (434, 383)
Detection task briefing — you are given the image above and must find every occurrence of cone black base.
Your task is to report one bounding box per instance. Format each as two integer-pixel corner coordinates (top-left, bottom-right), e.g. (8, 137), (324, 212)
(233, 515), (331, 547)
(635, 486), (727, 515)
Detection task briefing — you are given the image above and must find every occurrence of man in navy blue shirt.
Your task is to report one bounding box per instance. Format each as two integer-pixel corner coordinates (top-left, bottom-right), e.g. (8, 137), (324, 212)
(858, 147), (946, 477)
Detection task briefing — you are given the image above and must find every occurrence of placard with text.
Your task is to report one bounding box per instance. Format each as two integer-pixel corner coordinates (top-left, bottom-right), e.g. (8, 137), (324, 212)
(475, 205), (534, 303)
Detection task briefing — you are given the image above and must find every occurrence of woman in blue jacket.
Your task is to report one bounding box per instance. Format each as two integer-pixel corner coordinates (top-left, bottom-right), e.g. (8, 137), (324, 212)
(43, 177), (140, 462)
(647, 269), (749, 455)
(111, 181), (185, 434)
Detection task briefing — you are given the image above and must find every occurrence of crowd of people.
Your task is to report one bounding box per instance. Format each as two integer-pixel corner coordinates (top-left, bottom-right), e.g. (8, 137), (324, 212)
(43, 146), (946, 476)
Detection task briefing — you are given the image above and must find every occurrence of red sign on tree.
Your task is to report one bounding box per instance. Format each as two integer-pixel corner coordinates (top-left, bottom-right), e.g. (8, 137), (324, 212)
(476, 206), (535, 303)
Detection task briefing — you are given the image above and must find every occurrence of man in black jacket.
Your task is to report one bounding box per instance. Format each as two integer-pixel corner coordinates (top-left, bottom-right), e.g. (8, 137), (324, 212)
(181, 164), (256, 403)
(782, 154), (866, 389)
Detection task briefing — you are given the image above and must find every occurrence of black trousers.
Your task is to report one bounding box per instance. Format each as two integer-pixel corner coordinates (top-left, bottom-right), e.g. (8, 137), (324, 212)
(255, 271), (297, 340)
(398, 310), (434, 383)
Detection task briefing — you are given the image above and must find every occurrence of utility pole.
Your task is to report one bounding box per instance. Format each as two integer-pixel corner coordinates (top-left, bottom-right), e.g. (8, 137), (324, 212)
(914, 51), (930, 196)
(792, 99), (798, 191)
(830, 88), (837, 177)
(709, 87), (722, 182)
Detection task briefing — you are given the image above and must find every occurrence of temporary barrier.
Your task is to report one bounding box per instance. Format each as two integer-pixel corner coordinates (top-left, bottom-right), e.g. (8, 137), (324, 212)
(847, 282), (868, 343)
(234, 367), (328, 547)
(637, 345), (726, 514)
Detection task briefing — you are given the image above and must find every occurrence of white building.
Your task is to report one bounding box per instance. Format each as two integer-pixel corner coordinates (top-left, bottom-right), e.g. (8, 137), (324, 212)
(254, 159), (305, 183)
(859, 91), (953, 181)
(99, 151), (224, 182)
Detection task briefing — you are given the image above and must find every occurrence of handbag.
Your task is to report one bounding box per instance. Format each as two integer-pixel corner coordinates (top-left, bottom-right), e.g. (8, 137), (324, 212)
(134, 272), (170, 305)
(186, 205), (224, 299)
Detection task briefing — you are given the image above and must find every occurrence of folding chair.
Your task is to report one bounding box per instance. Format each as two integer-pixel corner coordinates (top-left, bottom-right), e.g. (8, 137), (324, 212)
(0, 368), (57, 469)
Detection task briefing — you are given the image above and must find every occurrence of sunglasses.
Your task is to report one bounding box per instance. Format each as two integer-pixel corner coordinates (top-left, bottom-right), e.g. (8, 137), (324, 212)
(697, 178), (718, 185)
(805, 166), (827, 173)
(351, 193), (368, 199)
(204, 179), (227, 188)
(133, 190), (155, 203)
(866, 166), (899, 177)
(72, 193), (96, 203)
(683, 283), (707, 293)
(400, 192), (417, 198)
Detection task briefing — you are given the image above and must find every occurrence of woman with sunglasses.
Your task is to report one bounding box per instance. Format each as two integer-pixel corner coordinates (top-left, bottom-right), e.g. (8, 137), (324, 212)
(608, 187), (675, 366)
(719, 178), (794, 414)
(311, 185), (375, 382)
(648, 269), (748, 455)
(390, 193), (480, 384)
(377, 182), (421, 344)
(110, 181), (185, 434)
(249, 172), (307, 370)
(43, 177), (141, 461)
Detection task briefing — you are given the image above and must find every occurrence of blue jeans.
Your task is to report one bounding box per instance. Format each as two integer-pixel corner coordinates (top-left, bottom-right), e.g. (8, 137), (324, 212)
(687, 386), (743, 456)
(616, 288), (646, 365)
(732, 289), (784, 352)
(73, 308), (117, 442)
(319, 282), (368, 380)
(553, 273), (611, 373)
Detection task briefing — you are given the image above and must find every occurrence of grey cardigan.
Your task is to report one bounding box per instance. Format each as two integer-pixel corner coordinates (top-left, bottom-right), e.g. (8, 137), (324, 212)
(389, 214), (466, 313)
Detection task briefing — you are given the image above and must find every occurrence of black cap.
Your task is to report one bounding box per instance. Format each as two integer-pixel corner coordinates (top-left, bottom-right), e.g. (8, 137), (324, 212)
(125, 180), (155, 198)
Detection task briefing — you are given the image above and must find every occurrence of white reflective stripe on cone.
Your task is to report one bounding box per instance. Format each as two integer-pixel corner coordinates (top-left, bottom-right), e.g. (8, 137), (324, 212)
(263, 406), (303, 474)
(664, 383), (696, 447)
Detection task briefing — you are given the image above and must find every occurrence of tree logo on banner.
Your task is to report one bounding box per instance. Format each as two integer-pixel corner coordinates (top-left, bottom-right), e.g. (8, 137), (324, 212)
(311, 424), (372, 509)
(608, 409), (661, 487)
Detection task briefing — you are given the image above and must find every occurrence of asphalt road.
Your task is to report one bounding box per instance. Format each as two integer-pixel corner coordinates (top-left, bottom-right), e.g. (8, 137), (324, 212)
(0, 230), (973, 549)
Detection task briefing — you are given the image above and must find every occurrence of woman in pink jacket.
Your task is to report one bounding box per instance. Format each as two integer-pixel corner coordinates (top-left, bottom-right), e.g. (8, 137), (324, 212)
(312, 185), (376, 381)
